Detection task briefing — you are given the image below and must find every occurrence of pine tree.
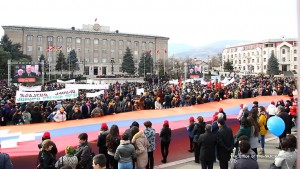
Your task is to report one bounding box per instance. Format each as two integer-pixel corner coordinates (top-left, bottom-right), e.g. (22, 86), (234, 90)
(138, 52), (153, 77)
(267, 52), (279, 76)
(0, 34), (31, 61)
(55, 51), (68, 71)
(67, 50), (79, 77)
(121, 47), (135, 75)
(223, 59), (234, 72)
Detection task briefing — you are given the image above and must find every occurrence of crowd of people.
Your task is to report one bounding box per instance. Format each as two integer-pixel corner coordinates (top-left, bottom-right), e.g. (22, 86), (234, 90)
(0, 75), (298, 169)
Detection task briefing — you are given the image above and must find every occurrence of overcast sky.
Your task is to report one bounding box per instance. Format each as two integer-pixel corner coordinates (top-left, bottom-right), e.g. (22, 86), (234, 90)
(0, 0), (298, 47)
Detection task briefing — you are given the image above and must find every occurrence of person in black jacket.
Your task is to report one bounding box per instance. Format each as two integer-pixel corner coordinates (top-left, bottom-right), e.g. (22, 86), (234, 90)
(193, 116), (206, 163)
(38, 139), (56, 169)
(38, 132), (58, 159)
(12, 109), (24, 125)
(96, 123), (109, 169)
(217, 118), (234, 169)
(75, 133), (93, 169)
(276, 106), (291, 149)
(198, 124), (217, 169)
(159, 120), (171, 163)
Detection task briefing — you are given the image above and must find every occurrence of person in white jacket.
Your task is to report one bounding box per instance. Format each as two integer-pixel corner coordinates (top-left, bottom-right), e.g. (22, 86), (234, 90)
(155, 98), (162, 109)
(266, 101), (277, 117)
(53, 107), (67, 122)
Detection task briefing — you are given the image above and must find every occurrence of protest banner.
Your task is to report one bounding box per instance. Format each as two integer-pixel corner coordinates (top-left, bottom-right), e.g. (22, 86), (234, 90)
(57, 79), (75, 83)
(136, 88), (145, 95)
(86, 90), (105, 98)
(16, 88), (78, 103)
(19, 85), (42, 92)
(65, 84), (109, 90)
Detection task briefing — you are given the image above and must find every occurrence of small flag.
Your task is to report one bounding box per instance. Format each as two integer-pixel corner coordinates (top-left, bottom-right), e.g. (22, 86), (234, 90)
(148, 50), (152, 55)
(57, 46), (62, 51)
(156, 50), (160, 55)
(165, 49), (168, 54)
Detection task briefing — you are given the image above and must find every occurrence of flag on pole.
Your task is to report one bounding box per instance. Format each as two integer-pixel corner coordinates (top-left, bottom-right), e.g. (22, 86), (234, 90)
(148, 50), (152, 55)
(178, 76), (183, 87)
(57, 46), (62, 51)
(50, 45), (55, 51)
(156, 50), (160, 55)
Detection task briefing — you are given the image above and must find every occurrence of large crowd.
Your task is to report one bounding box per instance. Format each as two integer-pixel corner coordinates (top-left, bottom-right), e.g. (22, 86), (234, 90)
(0, 75), (298, 169)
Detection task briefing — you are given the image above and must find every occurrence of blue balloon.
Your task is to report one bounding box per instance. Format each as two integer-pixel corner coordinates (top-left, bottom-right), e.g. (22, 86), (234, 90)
(267, 116), (285, 136)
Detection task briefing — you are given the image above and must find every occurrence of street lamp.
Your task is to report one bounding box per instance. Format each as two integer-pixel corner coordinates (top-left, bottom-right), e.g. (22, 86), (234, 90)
(111, 58), (115, 75)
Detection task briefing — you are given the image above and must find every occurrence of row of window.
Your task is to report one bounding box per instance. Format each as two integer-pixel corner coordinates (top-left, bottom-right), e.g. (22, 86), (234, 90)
(228, 56), (297, 65)
(27, 35), (153, 47)
(223, 49), (297, 59)
(235, 65), (297, 71)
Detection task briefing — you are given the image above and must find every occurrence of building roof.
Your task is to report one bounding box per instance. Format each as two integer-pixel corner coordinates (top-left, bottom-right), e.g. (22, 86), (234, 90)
(2, 25), (169, 40)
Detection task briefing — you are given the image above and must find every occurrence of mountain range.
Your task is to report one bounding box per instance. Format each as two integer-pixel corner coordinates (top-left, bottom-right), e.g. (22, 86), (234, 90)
(169, 40), (250, 60)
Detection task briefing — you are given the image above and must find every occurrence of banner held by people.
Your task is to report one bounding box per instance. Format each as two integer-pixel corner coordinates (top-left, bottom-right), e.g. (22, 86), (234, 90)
(19, 85), (42, 92)
(16, 88), (78, 103)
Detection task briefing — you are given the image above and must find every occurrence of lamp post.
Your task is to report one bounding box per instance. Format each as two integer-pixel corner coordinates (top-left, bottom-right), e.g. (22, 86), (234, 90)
(144, 53), (146, 78)
(111, 58), (115, 75)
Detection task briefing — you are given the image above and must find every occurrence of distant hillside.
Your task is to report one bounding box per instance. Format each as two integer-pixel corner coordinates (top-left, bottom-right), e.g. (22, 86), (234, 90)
(168, 43), (195, 54)
(173, 40), (250, 60)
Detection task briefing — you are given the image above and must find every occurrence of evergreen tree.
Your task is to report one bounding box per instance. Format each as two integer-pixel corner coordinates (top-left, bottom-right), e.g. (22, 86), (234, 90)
(138, 52), (153, 77)
(55, 51), (67, 72)
(121, 47), (135, 75)
(0, 34), (31, 61)
(0, 47), (11, 79)
(223, 59), (234, 72)
(67, 50), (79, 77)
(267, 52), (279, 76)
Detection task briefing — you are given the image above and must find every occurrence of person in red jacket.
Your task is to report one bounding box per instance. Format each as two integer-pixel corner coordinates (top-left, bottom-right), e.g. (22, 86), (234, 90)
(289, 102), (297, 130)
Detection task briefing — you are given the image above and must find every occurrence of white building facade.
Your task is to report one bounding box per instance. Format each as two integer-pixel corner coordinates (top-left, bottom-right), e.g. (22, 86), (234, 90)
(222, 39), (298, 74)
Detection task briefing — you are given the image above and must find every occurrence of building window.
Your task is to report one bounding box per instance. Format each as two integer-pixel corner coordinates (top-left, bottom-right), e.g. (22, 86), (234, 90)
(77, 48), (81, 53)
(263, 51), (266, 55)
(239, 53), (241, 57)
(37, 36), (42, 42)
(264, 65), (266, 70)
(134, 41), (138, 47)
(27, 46), (32, 51)
(294, 49), (297, 54)
(142, 42), (146, 46)
(243, 66), (245, 70)
(282, 57), (286, 62)
(37, 46), (43, 51)
(94, 49), (98, 54)
(257, 58), (259, 63)
(119, 41), (123, 46)
(239, 60), (241, 64)
(119, 50), (123, 56)
(103, 39), (107, 46)
(252, 59), (254, 63)
(252, 52), (254, 56)
(67, 37), (72, 43)
(257, 66), (259, 70)
(102, 58), (107, 63)
(27, 35), (33, 41)
(294, 57), (297, 61)
(111, 50), (115, 57)
(282, 49), (285, 54)
(294, 65), (297, 69)
(231, 55), (233, 59)
(102, 49), (107, 54)
(47, 36), (53, 42)
(243, 60), (245, 63)
(57, 36), (63, 42)
(94, 58), (98, 63)
(264, 58), (266, 62)
(119, 67), (122, 72)
(76, 38), (81, 44)
(94, 39), (99, 45)
(127, 41), (131, 47)
(85, 57), (90, 63)
(235, 60), (237, 64)
(85, 48), (90, 53)
(85, 38), (90, 44)
(111, 40), (115, 46)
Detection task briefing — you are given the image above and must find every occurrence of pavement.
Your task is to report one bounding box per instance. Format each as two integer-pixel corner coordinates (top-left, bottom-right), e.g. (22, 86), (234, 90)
(154, 131), (297, 169)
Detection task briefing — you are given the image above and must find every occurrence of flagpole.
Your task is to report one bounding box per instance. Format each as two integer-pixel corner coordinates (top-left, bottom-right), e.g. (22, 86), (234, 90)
(164, 49), (166, 76)
(48, 44), (51, 81)
(144, 53), (145, 78)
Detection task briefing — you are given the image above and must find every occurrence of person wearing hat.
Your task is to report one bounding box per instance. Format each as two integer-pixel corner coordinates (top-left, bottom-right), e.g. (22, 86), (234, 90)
(53, 107), (67, 122)
(38, 132), (58, 158)
(55, 146), (78, 169)
(96, 123), (110, 169)
(218, 108), (227, 121)
(160, 120), (171, 163)
(198, 124), (217, 169)
(187, 116), (195, 153)
(267, 101), (277, 117)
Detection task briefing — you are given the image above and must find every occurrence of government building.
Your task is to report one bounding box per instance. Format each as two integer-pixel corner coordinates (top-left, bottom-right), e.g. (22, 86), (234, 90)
(222, 38), (298, 75)
(2, 23), (169, 77)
